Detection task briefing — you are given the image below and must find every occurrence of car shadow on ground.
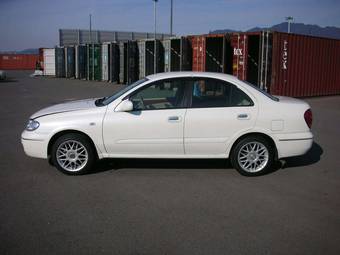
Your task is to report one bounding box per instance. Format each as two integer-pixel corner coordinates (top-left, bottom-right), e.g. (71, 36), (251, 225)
(90, 142), (323, 175)
(280, 142), (323, 169)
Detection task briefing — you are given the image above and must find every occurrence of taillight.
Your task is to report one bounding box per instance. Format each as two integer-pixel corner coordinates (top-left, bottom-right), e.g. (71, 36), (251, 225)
(304, 109), (313, 129)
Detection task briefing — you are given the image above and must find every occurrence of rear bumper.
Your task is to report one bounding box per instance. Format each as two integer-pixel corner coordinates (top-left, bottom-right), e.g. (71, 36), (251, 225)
(273, 132), (313, 159)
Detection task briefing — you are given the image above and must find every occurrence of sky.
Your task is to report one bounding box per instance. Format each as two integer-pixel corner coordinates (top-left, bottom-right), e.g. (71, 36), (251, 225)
(0, 0), (339, 51)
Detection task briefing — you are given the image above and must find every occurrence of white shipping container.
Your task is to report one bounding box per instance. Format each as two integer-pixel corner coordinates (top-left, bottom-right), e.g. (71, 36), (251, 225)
(43, 49), (55, 76)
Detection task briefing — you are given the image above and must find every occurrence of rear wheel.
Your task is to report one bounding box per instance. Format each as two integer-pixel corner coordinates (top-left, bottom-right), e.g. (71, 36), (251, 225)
(51, 133), (96, 175)
(231, 135), (275, 176)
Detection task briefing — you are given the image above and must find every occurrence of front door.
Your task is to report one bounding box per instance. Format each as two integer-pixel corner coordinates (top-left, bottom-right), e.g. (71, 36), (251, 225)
(103, 78), (188, 157)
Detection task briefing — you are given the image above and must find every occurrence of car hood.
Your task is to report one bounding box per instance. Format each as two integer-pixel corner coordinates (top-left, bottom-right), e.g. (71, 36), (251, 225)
(31, 98), (98, 119)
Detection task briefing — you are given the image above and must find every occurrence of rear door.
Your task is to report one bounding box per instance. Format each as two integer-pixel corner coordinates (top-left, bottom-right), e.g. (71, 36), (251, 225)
(184, 78), (258, 156)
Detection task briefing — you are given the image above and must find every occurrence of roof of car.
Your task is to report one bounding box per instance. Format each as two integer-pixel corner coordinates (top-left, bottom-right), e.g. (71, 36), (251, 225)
(146, 72), (240, 83)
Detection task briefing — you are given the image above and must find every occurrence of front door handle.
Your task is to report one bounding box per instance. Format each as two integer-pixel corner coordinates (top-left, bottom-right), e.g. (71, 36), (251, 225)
(168, 116), (180, 122)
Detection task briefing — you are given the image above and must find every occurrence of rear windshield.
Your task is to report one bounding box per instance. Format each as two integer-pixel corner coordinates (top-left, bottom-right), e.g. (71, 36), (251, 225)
(243, 81), (279, 102)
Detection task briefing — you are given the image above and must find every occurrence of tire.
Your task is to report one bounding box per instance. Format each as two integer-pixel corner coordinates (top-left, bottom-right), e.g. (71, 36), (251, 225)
(51, 133), (96, 175)
(230, 135), (275, 176)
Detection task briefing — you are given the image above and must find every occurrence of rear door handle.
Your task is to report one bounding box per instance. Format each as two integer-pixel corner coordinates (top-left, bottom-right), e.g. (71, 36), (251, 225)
(168, 116), (180, 122)
(237, 113), (250, 120)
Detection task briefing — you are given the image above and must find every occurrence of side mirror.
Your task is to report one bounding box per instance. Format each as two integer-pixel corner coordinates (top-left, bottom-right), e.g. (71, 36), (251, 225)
(115, 100), (134, 112)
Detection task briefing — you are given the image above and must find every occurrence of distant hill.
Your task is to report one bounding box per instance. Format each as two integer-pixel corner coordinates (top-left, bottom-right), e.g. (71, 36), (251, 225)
(0, 48), (39, 54)
(212, 22), (340, 40)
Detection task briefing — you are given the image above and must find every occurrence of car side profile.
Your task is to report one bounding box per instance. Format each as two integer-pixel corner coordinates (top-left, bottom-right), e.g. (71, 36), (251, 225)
(21, 72), (313, 176)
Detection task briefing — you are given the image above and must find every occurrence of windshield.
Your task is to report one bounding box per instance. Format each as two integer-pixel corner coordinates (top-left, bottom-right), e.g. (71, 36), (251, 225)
(101, 78), (148, 106)
(243, 81), (279, 101)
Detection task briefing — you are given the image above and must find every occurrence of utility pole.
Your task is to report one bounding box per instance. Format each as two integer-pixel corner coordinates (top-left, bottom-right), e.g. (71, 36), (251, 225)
(286, 16), (294, 33)
(153, 0), (158, 74)
(170, 0), (173, 36)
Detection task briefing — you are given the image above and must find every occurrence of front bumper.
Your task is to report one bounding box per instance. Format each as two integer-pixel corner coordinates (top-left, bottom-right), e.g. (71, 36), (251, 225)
(21, 130), (48, 159)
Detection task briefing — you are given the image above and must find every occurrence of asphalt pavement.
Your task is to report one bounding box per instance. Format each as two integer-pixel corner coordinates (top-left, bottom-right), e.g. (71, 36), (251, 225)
(1, 71), (340, 255)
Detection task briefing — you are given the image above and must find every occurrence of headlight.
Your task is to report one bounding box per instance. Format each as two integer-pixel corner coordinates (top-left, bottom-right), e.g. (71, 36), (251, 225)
(26, 119), (40, 131)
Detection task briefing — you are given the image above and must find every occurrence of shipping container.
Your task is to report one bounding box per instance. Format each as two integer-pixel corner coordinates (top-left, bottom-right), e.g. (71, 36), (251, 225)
(138, 39), (164, 78)
(75, 45), (87, 79)
(43, 49), (55, 76)
(55, 47), (65, 77)
(119, 41), (139, 84)
(189, 34), (233, 74)
(65, 46), (75, 78)
(163, 37), (192, 72)
(231, 31), (340, 97)
(109, 42), (120, 83)
(0, 54), (39, 70)
(87, 44), (101, 80)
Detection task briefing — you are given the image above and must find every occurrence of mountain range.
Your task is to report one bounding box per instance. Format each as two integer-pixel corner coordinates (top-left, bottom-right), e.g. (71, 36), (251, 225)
(211, 22), (340, 40)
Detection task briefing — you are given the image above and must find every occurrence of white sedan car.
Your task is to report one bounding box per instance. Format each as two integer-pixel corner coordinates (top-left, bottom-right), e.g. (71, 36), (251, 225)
(22, 72), (313, 176)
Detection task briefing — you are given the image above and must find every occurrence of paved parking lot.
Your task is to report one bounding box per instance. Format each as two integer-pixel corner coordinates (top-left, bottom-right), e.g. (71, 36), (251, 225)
(1, 71), (340, 255)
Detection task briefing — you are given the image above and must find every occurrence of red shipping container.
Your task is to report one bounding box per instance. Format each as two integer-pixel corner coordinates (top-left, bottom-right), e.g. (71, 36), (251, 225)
(0, 54), (39, 70)
(230, 31), (340, 97)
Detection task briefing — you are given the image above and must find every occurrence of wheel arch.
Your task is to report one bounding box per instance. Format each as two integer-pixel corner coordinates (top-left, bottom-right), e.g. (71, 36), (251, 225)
(228, 132), (278, 160)
(47, 129), (99, 159)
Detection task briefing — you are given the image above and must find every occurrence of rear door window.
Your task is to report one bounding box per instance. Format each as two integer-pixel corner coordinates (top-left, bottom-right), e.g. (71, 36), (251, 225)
(190, 78), (253, 108)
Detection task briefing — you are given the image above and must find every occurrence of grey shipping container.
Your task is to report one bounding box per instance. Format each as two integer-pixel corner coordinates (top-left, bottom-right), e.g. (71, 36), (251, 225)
(163, 37), (192, 72)
(55, 47), (65, 78)
(139, 39), (164, 77)
(75, 45), (87, 79)
(65, 46), (75, 78)
(109, 42), (120, 83)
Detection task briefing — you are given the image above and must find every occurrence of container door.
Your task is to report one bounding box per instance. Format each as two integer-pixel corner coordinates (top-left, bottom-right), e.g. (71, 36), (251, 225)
(156, 40), (164, 73)
(67, 47), (75, 78)
(258, 31), (272, 91)
(55, 47), (65, 78)
(78, 46), (87, 80)
(127, 41), (139, 84)
(119, 42), (125, 84)
(180, 37), (192, 71)
(232, 34), (248, 80)
(138, 41), (146, 79)
(43, 49), (55, 76)
(102, 44), (109, 81)
(191, 36), (206, 72)
(163, 39), (171, 72)
(170, 38), (180, 71)
(110, 43), (119, 83)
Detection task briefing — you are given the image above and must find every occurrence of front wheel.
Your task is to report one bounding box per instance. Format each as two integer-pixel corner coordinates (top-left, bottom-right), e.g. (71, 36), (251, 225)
(51, 133), (96, 175)
(231, 136), (275, 176)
